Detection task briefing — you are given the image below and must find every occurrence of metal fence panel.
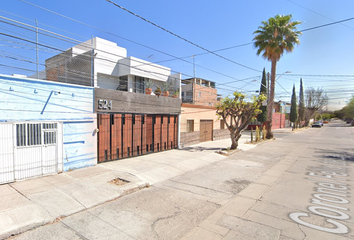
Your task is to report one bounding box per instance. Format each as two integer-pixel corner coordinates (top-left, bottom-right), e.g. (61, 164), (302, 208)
(0, 123), (14, 184)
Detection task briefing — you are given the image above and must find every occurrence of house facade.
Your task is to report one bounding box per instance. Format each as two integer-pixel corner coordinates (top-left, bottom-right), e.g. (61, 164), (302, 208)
(180, 78), (229, 147)
(44, 37), (181, 162)
(0, 74), (96, 184)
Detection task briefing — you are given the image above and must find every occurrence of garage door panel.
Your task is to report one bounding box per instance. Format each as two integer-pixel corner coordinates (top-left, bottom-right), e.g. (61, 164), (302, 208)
(200, 120), (213, 142)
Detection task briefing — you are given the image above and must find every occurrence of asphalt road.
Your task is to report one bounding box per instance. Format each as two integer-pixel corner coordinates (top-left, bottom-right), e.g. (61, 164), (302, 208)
(11, 120), (354, 240)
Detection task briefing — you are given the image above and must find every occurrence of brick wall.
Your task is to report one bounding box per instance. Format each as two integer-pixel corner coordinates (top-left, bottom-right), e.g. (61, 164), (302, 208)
(180, 131), (200, 147)
(193, 84), (218, 106)
(213, 129), (230, 141)
(272, 112), (286, 129)
(180, 129), (230, 148)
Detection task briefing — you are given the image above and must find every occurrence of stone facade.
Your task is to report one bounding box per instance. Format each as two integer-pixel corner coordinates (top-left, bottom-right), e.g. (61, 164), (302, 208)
(95, 88), (181, 115)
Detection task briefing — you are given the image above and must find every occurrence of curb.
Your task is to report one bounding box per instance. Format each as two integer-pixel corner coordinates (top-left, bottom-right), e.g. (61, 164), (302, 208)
(2, 180), (150, 240)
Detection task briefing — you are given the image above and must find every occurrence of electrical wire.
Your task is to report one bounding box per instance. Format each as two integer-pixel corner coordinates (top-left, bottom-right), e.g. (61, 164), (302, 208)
(16, 0), (257, 82)
(104, 0), (261, 73)
(286, 0), (354, 31)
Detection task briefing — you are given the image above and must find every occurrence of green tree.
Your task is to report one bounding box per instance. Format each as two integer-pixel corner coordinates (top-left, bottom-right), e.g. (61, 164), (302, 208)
(253, 14), (302, 138)
(344, 96), (354, 119)
(298, 78), (305, 127)
(216, 92), (266, 149)
(290, 85), (298, 126)
(256, 68), (268, 124)
(334, 107), (346, 119)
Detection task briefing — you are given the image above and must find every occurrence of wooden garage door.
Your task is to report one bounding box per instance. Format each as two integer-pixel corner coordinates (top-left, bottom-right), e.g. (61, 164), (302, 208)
(200, 120), (213, 142)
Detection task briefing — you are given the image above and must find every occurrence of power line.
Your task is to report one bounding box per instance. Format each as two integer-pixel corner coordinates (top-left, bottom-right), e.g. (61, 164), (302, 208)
(301, 16), (354, 32)
(104, 0), (261, 73)
(286, 0), (354, 31)
(286, 74), (354, 77)
(16, 0), (257, 82)
(0, 16), (262, 94)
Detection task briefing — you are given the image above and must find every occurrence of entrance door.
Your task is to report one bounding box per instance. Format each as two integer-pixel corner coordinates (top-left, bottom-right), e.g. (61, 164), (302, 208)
(14, 122), (59, 180)
(200, 120), (213, 142)
(42, 123), (58, 175)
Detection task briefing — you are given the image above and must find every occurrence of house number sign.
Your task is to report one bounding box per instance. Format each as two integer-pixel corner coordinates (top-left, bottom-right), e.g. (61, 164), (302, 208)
(98, 99), (112, 110)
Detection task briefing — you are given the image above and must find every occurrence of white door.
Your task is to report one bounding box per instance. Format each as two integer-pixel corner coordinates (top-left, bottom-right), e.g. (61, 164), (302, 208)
(42, 123), (58, 175)
(14, 122), (60, 180)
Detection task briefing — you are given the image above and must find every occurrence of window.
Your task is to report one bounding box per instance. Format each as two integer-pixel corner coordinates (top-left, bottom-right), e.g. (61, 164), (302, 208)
(16, 123), (42, 147)
(187, 120), (194, 132)
(133, 76), (145, 93)
(16, 123), (57, 147)
(44, 131), (57, 145)
(42, 123), (57, 145)
(117, 76), (128, 91)
(220, 119), (225, 129)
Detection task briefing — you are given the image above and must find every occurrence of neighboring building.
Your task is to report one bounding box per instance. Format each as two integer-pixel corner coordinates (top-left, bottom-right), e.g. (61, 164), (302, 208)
(181, 78), (217, 106)
(0, 74), (96, 184)
(44, 37), (181, 162)
(180, 78), (229, 147)
(248, 101), (287, 130)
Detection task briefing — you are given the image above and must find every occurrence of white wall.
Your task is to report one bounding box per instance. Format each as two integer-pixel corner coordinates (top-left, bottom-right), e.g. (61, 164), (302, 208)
(0, 75), (97, 172)
(118, 57), (171, 82)
(72, 37), (127, 87)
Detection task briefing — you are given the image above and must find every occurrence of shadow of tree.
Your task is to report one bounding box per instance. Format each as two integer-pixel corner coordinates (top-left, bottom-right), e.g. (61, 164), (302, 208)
(178, 146), (225, 152)
(326, 124), (353, 128)
(313, 148), (354, 162)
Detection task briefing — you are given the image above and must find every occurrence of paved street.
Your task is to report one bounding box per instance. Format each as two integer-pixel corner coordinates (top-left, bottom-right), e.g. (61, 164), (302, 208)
(8, 120), (354, 240)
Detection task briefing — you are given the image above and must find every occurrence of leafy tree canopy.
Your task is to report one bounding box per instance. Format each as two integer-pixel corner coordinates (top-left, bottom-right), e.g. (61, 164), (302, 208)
(216, 92), (266, 149)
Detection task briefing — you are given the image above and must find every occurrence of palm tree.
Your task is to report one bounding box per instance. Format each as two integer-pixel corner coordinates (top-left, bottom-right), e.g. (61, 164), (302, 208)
(253, 14), (301, 138)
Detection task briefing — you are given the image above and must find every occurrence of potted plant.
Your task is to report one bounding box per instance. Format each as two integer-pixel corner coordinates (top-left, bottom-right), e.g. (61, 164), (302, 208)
(145, 80), (154, 95)
(154, 86), (162, 97)
(161, 82), (170, 97)
(172, 88), (179, 98)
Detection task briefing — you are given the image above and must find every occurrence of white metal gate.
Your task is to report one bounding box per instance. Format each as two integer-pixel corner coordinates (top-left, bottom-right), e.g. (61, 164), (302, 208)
(0, 123), (14, 184)
(0, 122), (62, 184)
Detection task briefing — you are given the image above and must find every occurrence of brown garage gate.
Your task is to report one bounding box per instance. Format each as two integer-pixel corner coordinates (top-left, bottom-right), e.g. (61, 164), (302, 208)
(199, 120), (213, 142)
(98, 113), (178, 162)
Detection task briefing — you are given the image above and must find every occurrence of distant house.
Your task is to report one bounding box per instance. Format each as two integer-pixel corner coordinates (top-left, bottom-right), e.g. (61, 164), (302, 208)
(180, 78), (229, 147)
(248, 101), (287, 130)
(44, 37), (181, 162)
(0, 74), (96, 184)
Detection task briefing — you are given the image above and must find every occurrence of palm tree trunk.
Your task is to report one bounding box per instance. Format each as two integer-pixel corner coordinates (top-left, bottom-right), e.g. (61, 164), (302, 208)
(266, 58), (277, 139)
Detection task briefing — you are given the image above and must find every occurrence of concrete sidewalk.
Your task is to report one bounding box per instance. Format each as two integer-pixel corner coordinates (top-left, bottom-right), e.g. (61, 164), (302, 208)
(0, 129), (291, 239)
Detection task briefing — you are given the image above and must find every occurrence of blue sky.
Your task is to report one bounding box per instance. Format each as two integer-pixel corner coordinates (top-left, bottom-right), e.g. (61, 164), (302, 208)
(1, 0), (354, 110)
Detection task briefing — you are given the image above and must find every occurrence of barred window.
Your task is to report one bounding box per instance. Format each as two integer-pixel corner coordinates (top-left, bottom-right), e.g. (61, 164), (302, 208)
(43, 123), (57, 145)
(43, 123), (57, 129)
(16, 123), (42, 147)
(44, 131), (57, 145)
(16, 123), (57, 147)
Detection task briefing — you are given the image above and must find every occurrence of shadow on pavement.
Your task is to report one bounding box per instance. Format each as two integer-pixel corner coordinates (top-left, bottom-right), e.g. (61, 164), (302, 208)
(313, 148), (354, 162)
(179, 146), (223, 152)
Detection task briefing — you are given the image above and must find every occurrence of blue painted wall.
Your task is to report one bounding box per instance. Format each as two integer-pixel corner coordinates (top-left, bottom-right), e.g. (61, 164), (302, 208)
(0, 74), (97, 171)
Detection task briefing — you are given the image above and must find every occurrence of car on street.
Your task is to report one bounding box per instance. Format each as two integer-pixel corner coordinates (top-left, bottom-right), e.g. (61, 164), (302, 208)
(312, 121), (322, 128)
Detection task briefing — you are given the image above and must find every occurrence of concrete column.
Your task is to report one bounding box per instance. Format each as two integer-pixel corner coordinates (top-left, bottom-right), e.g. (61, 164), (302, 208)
(128, 75), (133, 92)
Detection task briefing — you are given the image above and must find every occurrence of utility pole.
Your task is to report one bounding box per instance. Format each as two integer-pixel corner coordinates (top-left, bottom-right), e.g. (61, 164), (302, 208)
(192, 55), (196, 78)
(35, 19), (39, 79)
